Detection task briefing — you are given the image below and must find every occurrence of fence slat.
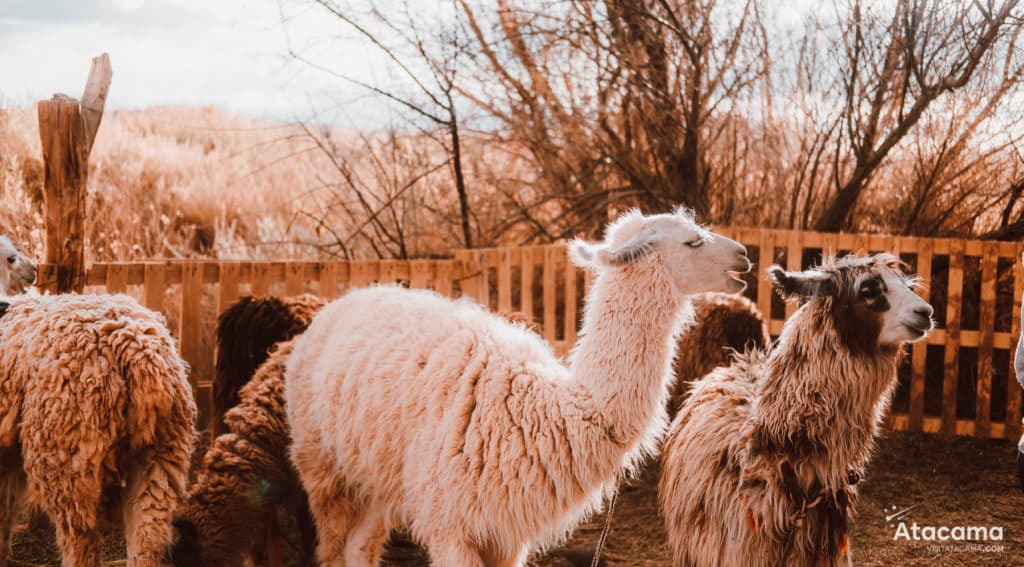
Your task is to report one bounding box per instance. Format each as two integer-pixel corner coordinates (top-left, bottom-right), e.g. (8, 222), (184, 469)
(435, 260), (453, 298)
(909, 239), (933, 431)
(975, 242), (997, 438)
(477, 251), (492, 307)
(757, 230), (774, 321)
(410, 260), (429, 290)
(251, 262), (271, 296)
(1008, 247), (1023, 441)
(564, 250), (578, 343)
(543, 247), (557, 343)
(179, 262), (204, 390)
(520, 248), (534, 318)
(942, 240), (964, 435)
(143, 263), (166, 312)
(785, 231), (802, 318)
(217, 263), (241, 315)
(284, 262), (305, 296)
(105, 263), (128, 294)
(319, 262), (339, 299)
(498, 248), (512, 313)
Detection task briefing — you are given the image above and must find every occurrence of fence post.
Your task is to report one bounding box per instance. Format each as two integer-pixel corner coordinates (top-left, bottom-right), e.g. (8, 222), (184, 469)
(37, 53), (112, 293)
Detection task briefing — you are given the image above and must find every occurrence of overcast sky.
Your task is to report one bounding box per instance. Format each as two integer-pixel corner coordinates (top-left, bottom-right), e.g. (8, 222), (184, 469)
(0, 0), (396, 125)
(0, 1), (819, 128)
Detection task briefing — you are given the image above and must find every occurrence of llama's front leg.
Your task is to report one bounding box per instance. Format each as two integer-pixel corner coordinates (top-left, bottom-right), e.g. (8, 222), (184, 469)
(0, 467), (27, 567)
(343, 505), (389, 565)
(427, 537), (487, 567)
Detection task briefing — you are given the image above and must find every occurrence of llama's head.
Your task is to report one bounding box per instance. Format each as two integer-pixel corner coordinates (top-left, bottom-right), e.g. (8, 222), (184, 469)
(768, 253), (934, 350)
(569, 207), (751, 296)
(0, 236), (36, 295)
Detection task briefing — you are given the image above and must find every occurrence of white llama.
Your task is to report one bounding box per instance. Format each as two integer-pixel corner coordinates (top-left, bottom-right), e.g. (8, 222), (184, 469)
(284, 208), (751, 566)
(0, 236), (36, 297)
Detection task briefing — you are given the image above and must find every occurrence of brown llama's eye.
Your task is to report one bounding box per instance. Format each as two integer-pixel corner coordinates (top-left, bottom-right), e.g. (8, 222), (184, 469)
(859, 280), (881, 298)
(6, 256), (14, 265)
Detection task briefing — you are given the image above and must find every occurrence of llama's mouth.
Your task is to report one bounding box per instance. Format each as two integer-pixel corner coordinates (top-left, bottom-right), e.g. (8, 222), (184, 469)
(725, 271), (748, 291)
(725, 258), (751, 285)
(902, 323), (930, 338)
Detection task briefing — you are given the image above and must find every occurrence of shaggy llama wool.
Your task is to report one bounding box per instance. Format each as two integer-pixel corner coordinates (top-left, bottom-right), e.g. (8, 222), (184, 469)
(660, 254), (933, 566)
(213, 294), (324, 435)
(669, 292), (768, 417)
(171, 294), (324, 566)
(285, 208), (751, 566)
(0, 294), (196, 567)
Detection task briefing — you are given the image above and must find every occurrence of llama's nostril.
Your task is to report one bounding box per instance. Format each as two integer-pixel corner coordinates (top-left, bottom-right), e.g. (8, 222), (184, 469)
(914, 306), (933, 318)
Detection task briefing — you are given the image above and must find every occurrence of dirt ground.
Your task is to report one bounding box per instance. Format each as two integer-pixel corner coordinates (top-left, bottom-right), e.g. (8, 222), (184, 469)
(8, 431), (1022, 566)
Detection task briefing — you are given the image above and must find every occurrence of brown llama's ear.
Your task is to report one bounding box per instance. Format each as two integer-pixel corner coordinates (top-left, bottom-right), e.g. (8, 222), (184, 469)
(767, 266), (836, 301)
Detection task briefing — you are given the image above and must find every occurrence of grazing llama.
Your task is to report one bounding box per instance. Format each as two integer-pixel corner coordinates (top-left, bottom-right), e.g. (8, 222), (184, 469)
(660, 254), (933, 566)
(284, 208), (751, 566)
(670, 292), (768, 417)
(0, 294), (196, 567)
(212, 294), (324, 435)
(171, 295), (324, 567)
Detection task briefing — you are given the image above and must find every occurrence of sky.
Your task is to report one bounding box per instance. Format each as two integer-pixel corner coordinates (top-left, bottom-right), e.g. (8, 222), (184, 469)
(0, 0), (822, 128)
(0, 0), (396, 126)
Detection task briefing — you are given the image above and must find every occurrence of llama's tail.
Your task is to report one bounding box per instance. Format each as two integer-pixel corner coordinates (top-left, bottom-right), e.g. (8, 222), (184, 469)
(213, 295), (324, 431)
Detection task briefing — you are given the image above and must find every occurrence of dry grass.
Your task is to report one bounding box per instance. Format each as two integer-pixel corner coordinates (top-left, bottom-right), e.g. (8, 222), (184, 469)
(0, 104), (528, 263)
(0, 105), (372, 262)
(0, 105), (321, 261)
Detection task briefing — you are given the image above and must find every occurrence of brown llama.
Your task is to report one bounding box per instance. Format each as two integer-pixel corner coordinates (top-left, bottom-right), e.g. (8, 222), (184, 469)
(660, 254), (933, 566)
(172, 294), (324, 567)
(213, 294), (324, 435)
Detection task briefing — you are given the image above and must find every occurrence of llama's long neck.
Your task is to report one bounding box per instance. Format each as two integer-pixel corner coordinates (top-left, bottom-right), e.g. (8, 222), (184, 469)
(749, 304), (903, 491)
(565, 263), (690, 480)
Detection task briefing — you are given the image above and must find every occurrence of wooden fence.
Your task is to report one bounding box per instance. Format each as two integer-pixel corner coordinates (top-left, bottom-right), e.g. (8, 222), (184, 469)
(38, 227), (1024, 442)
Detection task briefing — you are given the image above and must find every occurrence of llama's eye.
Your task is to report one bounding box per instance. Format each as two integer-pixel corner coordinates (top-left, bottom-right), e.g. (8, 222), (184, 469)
(686, 238), (705, 248)
(6, 256), (14, 265)
(860, 281), (881, 298)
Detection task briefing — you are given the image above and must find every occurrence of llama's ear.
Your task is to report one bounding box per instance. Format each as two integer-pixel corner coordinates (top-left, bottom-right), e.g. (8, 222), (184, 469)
(568, 239), (600, 270)
(768, 266), (836, 300)
(599, 227), (661, 266)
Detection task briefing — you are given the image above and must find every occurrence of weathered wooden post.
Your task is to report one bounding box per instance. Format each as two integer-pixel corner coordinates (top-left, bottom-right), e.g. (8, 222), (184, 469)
(37, 53), (112, 293)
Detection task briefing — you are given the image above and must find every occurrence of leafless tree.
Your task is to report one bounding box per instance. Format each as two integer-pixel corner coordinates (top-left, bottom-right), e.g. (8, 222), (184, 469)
(288, 0), (476, 249)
